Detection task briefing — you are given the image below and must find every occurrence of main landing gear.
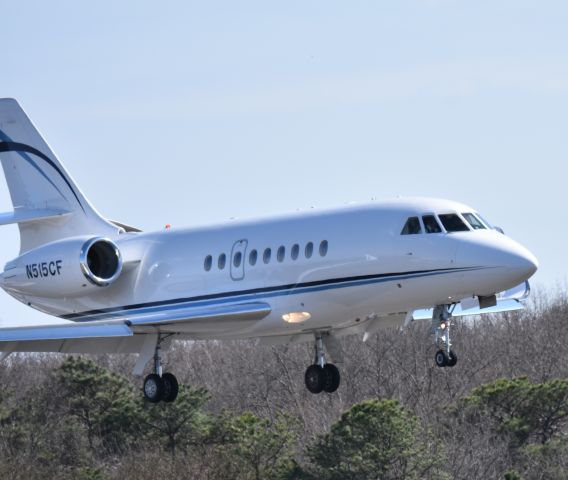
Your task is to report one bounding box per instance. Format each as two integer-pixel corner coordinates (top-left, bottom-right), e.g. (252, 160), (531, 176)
(432, 305), (458, 368)
(143, 336), (179, 403)
(304, 334), (341, 394)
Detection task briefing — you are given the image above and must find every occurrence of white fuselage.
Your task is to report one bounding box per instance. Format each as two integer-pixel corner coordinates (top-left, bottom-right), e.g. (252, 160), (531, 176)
(1, 198), (538, 340)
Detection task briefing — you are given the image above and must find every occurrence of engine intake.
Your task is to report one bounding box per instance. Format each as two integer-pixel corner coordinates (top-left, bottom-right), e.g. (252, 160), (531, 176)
(1, 235), (125, 299)
(80, 238), (123, 287)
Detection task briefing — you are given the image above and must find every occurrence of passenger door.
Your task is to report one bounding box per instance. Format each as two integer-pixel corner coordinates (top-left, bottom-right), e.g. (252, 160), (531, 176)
(230, 239), (248, 281)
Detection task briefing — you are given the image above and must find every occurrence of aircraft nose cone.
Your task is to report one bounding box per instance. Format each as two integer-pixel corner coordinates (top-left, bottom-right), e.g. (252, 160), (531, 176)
(490, 238), (538, 287)
(507, 247), (538, 279)
(455, 232), (538, 295)
(495, 243), (538, 291)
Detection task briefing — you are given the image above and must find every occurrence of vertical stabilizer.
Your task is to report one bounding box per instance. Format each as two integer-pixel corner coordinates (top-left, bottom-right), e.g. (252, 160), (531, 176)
(0, 99), (119, 253)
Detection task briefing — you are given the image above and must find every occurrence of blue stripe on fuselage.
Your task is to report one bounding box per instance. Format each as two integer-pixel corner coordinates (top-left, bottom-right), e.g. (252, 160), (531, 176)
(64, 266), (489, 322)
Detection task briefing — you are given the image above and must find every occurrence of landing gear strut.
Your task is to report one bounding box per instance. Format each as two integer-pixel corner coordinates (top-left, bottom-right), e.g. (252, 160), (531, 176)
(143, 335), (179, 403)
(304, 334), (341, 394)
(432, 305), (458, 368)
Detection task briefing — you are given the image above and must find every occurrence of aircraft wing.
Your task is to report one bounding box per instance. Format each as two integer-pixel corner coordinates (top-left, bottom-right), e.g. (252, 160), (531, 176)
(0, 302), (271, 359)
(411, 281), (530, 321)
(258, 282), (532, 350)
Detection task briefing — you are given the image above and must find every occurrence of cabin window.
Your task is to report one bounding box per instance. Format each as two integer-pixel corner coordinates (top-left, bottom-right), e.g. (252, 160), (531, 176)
(438, 214), (470, 232)
(249, 249), (258, 266)
(204, 255), (212, 271)
(263, 248), (272, 264)
(401, 217), (422, 235)
(305, 242), (314, 258)
(462, 212), (486, 230)
(277, 246), (285, 262)
(291, 244), (300, 260)
(218, 253), (226, 270)
(422, 215), (442, 234)
(319, 240), (328, 257)
(233, 251), (242, 268)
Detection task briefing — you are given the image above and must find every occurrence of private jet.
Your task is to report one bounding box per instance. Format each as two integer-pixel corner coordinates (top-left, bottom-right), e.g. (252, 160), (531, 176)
(0, 99), (538, 402)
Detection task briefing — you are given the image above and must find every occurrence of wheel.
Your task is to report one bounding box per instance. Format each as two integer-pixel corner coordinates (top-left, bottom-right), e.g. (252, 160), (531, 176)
(446, 351), (458, 367)
(161, 373), (179, 402)
(305, 365), (324, 394)
(435, 350), (448, 368)
(322, 364), (341, 393)
(143, 373), (164, 403)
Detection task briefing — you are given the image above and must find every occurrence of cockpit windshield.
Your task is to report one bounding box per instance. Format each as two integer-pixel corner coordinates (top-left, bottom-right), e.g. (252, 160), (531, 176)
(438, 214), (470, 232)
(400, 211), (491, 235)
(475, 213), (492, 229)
(401, 217), (422, 235)
(422, 215), (442, 233)
(462, 212), (486, 230)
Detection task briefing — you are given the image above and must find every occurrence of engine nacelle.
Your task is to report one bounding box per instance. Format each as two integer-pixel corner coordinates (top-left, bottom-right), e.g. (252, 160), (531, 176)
(1, 236), (123, 298)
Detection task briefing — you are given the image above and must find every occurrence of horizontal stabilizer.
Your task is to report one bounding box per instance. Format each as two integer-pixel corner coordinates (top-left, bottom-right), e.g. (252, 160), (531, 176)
(0, 208), (71, 226)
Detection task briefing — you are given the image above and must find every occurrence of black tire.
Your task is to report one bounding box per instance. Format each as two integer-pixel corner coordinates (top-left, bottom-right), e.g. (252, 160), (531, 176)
(305, 365), (324, 394)
(323, 364), (341, 393)
(446, 351), (458, 367)
(161, 373), (179, 402)
(435, 350), (448, 368)
(143, 373), (164, 403)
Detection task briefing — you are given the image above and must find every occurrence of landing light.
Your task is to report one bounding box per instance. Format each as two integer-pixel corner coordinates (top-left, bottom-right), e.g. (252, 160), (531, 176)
(282, 312), (311, 324)
(440, 322), (447, 330)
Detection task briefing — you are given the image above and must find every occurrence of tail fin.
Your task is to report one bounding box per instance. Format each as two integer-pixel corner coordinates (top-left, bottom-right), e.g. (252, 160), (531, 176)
(0, 98), (119, 253)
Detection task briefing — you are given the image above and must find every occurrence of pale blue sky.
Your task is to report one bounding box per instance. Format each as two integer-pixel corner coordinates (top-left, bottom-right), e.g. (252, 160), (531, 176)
(0, 0), (566, 325)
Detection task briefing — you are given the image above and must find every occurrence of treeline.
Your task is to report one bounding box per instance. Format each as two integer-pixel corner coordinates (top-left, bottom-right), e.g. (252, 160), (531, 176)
(0, 290), (567, 479)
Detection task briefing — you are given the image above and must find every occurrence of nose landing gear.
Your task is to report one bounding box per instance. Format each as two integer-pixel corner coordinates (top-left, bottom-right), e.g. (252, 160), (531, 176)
(432, 305), (458, 368)
(304, 334), (341, 394)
